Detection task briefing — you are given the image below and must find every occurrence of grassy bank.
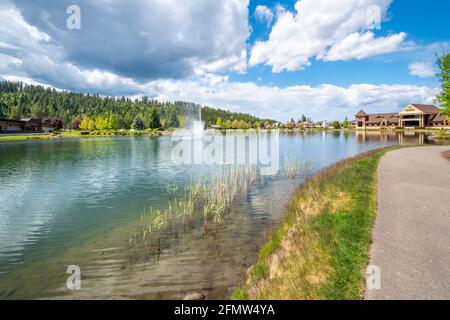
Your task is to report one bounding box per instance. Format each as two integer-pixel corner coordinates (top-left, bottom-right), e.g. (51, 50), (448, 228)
(231, 147), (398, 300)
(0, 135), (55, 142)
(0, 130), (170, 142)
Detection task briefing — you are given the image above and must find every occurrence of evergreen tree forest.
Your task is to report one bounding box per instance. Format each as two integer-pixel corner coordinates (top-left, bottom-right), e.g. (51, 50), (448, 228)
(0, 81), (274, 130)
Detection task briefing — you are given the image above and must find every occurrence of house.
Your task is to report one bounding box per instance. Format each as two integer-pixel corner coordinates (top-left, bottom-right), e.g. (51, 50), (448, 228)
(355, 104), (449, 129)
(0, 118), (54, 133)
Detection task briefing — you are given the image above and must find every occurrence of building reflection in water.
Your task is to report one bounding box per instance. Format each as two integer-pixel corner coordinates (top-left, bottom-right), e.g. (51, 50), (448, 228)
(355, 130), (427, 145)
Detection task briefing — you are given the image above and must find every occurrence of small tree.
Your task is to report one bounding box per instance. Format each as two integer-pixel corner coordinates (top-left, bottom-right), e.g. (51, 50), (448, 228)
(216, 117), (223, 128)
(435, 53), (450, 118)
(165, 110), (179, 128)
(94, 115), (108, 130)
(107, 114), (118, 130)
(132, 115), (145, 130)
(71, 118), (81, 130)
(79, 116), (95, 131)
(42, 117), (63, 130)
(146, 108), (161, 129)
(342, 117), (350, 128)
(332, 120), (341, 129)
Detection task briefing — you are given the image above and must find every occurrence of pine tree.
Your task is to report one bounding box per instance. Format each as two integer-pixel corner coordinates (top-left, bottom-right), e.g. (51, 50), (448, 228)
(131, 115), (145, 130)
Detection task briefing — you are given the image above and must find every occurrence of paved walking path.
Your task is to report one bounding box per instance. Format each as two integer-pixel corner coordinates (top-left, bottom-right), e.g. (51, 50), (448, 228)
(366, 146), (450, 300)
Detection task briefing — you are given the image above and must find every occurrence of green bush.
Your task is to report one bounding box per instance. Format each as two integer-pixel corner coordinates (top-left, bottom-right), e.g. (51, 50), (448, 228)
(435, 129), (447, 139)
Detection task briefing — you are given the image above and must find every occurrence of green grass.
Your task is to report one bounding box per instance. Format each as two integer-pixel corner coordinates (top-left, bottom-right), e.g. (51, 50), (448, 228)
(0, 129), (165, 142)
(0, 135), (53, 142)
(231, 146), (400, 300)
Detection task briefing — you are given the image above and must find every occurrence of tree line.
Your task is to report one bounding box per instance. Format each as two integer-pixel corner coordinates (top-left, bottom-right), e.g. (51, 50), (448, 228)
(436, 53), (450, 117)
(0, 81), (275, 130)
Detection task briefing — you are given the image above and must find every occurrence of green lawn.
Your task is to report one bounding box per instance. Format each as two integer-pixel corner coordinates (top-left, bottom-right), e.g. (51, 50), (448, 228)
(0, 135), (54, 142)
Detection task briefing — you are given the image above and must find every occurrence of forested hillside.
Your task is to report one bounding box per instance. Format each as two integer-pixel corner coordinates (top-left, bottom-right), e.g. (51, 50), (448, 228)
(0, 81), (274, 130)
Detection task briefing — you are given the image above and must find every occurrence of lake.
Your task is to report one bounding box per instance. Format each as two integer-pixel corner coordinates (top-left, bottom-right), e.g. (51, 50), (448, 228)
(0, 130), (435, 299)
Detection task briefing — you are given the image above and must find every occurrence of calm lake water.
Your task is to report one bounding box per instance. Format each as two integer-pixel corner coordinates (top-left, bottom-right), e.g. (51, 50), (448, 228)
(0, 131), (436, 299)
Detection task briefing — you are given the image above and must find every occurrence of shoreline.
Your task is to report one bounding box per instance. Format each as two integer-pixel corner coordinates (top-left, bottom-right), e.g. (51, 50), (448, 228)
(0, 130), (173, 142)
(231, 146), (401, 300)
(1, 127), (449, 143)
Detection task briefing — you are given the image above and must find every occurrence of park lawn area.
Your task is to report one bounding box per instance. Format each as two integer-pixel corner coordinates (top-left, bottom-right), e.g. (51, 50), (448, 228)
(0, 135), (54, 142)
(231, 147), (399, 300)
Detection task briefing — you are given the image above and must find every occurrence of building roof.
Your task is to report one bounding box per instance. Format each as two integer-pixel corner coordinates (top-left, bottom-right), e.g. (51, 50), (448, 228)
(431, 113), (447, 122)
(0, 118), (47, 127)
(20, 118), (42, 123)
(409, 104), (439, 114)
(366, 113), (399, 124)
(0, 118), (26, 124)
(355, 110), (367, 117)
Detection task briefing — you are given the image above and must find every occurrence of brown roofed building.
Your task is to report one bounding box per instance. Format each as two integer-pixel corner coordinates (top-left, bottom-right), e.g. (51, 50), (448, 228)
(355, 104), (449, 129)
(0, 118), (54, 133)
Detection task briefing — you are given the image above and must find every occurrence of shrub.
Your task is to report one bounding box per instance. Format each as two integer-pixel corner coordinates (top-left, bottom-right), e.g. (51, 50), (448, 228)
(435, 129), (447, 139)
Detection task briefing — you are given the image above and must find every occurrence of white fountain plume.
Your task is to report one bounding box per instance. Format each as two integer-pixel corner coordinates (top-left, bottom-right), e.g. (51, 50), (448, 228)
(191, 105), (205, 140)
(174, 105), (205, 140)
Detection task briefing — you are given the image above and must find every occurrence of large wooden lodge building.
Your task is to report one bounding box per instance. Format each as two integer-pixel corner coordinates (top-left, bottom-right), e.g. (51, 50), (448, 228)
(0, 118), (54, 133)
(355, 104), (449, 129)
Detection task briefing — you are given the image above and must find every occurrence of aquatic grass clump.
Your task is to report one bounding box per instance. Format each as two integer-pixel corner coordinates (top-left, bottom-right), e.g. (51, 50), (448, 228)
(128, 208), (170, 257)
(282, 158), (313, 178)
(128, 164), (262, 257)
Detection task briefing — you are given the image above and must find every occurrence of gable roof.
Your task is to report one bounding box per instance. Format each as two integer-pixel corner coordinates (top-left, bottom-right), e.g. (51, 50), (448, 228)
(431, 113), (447, 122)
(0, 118), (26, 124)
(366, 113), (399, 124)
(355, 110), (367, 117)
(409, 104), (439, 114)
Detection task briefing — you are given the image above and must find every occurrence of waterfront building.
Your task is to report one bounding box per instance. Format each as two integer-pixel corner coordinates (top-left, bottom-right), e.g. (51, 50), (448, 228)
(0, 118), (54, 133)
(355, 104), (449, 129)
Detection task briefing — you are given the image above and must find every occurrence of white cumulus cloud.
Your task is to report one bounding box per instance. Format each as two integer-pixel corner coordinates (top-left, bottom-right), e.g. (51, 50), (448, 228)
(138, 77), (438, 121)
(0, 0), (250, 83)
(408, 62), (435, 78)
(250, 0), (408, 72)
(321, 31), (407, 61)
(254, 5), (274, 26)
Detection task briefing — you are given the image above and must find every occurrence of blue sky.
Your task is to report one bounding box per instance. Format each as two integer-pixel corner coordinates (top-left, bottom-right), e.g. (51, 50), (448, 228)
(0, 0), (449, 121)
(239, 0), (449, 88)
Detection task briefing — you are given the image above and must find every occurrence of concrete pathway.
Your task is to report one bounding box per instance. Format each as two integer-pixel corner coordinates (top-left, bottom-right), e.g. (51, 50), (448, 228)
(366, 146), (450, 300)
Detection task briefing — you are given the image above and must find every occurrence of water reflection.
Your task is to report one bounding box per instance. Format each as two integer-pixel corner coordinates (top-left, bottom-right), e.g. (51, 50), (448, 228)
(0, 131), (439, 299)
(354, 130), (428, 145)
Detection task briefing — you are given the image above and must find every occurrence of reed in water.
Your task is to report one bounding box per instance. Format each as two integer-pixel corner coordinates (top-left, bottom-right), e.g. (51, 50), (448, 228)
(128, 160), (312, 258)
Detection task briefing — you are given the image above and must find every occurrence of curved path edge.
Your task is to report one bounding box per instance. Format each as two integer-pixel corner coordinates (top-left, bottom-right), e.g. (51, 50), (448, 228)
(366, 146), (450, 300)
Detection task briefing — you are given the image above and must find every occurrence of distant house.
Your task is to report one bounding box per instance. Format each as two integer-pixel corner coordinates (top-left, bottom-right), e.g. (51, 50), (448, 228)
(301, 122), (315, 128)
(355, 104), (449, 129)
(0, 118), (54, 133)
